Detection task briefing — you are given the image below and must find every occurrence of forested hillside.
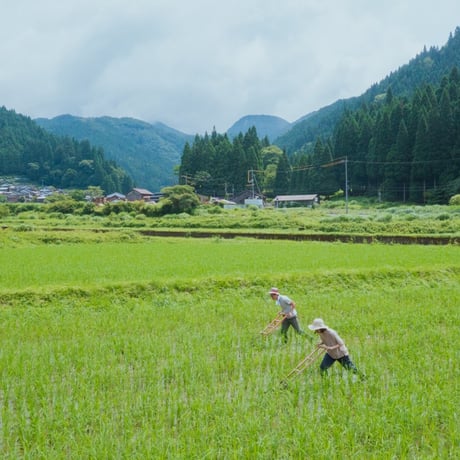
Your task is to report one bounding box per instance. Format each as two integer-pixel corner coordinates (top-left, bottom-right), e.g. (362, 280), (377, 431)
(323, 69), (460, 203)
(0, 107), (133, 194)
(179, 128), (279, 197)
(179, 69), (460, 204)
(275, 27), (460, 155)
(36, 115), (193, 191)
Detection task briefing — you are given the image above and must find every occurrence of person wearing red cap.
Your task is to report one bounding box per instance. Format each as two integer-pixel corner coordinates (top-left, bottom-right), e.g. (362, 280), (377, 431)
(268, 287), (307, 343)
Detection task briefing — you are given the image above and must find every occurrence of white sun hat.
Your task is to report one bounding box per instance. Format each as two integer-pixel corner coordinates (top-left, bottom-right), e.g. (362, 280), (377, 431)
(308, 318), (328, 331)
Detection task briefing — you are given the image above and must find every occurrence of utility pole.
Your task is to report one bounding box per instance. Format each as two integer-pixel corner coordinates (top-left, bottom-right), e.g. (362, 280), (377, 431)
(181, 174), (194, 186)
(345, 156), (349, 214)
(321, 157), (349, 214)
(248, 170), (255, 198)
(247, 169), (264, 198)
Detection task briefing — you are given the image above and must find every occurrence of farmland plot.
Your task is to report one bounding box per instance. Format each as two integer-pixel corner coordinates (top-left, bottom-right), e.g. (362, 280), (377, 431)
(0, 238), (458, 458)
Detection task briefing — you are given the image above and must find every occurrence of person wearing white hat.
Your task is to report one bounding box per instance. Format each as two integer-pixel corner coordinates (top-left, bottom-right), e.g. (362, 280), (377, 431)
(308, 318), (361, 375)
(268, 287), (307, 343)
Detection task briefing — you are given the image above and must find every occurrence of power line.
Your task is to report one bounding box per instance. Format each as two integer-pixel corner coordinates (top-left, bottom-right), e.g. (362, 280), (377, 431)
(350, 158), (460, 165)
(245, 156), (460, 175)
(288, 156), (460, 172)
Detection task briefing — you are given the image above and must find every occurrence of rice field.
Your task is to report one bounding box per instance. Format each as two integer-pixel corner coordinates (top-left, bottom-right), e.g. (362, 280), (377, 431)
(0, 236), (458, 458)
(1, 238), (459, 291)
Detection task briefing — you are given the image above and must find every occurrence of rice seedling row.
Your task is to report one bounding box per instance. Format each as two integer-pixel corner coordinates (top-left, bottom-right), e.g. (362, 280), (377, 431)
(0, 239), (458, 458)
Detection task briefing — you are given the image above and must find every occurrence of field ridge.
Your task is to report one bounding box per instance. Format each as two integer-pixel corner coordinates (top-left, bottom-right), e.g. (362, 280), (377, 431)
(2, 265), (458, 308)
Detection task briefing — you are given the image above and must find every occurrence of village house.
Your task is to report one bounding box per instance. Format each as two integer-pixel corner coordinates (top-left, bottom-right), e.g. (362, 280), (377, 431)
(126, 188), (154, 202)
(273, 194), (319, 208)
(105, 192), (126, 203)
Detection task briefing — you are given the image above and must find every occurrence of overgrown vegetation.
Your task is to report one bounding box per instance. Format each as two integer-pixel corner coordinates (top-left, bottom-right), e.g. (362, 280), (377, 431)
(2, 199), (460, 238)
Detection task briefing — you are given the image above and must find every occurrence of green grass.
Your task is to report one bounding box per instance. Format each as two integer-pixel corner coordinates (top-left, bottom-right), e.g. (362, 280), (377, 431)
(0, 234), (458, 458)
(1, 238), (459, 292)
(3, 201), (460, 236)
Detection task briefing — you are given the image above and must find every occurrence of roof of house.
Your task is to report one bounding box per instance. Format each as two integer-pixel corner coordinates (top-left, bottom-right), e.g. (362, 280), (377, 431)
(106, 192), (126, 199)
(274, 194), (318, 202)
(130, 188), (153, 195)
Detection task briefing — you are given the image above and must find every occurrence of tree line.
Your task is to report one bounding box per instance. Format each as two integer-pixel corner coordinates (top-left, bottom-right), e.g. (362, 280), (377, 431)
(179, 67), (460, 204)
(179, 128), (285, 197)
(0, 107), (134, 194)
(322, 66), (460, 203)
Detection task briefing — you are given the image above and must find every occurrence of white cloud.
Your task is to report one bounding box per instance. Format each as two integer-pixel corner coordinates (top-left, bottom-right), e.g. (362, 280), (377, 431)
(0, 0), (459, 133)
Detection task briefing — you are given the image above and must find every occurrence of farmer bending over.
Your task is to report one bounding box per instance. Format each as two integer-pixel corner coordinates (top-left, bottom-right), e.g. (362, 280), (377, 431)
(308, 318), (363, 378)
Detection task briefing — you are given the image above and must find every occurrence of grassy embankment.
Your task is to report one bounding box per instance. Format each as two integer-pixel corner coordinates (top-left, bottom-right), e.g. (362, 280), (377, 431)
(2, 200), (460, 238)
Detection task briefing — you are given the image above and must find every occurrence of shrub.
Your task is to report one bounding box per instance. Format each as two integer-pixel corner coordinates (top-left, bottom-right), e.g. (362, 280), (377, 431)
(207, 205), (223, 214)
(45, 199), (83, 215)
(448, 194), (460, 205)
(159, 185), (201, 215)
(14, 224), (35, 232)
(376, 213), (393, 223)
(437, 213), (450, 221)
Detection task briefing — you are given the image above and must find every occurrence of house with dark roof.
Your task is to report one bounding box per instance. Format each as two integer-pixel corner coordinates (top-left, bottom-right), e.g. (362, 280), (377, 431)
(126, 188), (154, 202)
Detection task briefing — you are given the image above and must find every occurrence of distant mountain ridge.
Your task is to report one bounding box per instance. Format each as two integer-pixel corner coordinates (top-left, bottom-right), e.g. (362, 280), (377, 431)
(34, 26), (460, 189)
(35, 115), (193, 191)
(226, 114), (291, 141)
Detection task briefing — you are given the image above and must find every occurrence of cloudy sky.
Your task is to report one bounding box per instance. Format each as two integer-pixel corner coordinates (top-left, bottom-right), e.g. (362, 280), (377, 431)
(1, 1), (459, 134)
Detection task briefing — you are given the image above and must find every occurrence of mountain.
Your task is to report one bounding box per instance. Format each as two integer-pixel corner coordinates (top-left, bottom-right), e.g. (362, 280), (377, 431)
(275, 26), (460, 154)
(34, 27), (460, 190)
(0, 106), (133, 194)
(35, 115), (193, 191)
(226, 115), (291, 142)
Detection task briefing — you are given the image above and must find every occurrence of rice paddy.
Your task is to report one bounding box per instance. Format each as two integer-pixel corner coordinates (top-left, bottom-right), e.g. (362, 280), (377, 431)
(0, 234), (458, 458)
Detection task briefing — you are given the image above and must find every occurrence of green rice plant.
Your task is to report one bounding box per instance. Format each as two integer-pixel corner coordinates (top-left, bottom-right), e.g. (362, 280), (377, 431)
(0, 274), (458, 458)
(1, 238), (459, 292)
(0, 237), (458, 458)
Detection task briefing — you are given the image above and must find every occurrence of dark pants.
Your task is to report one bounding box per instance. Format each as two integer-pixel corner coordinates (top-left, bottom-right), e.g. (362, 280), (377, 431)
(280, 316), (304, 342)
(320, 353), (358, 373)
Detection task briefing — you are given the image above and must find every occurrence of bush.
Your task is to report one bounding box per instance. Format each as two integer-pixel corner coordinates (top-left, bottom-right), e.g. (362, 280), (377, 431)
(376, 213), (393, 223)
(448, 194), (460, 205)
(160, 185), (201, 214)
(437, 213), (450, 221)
(45, 199), (83, 215)
(14, 224), (35, 232)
